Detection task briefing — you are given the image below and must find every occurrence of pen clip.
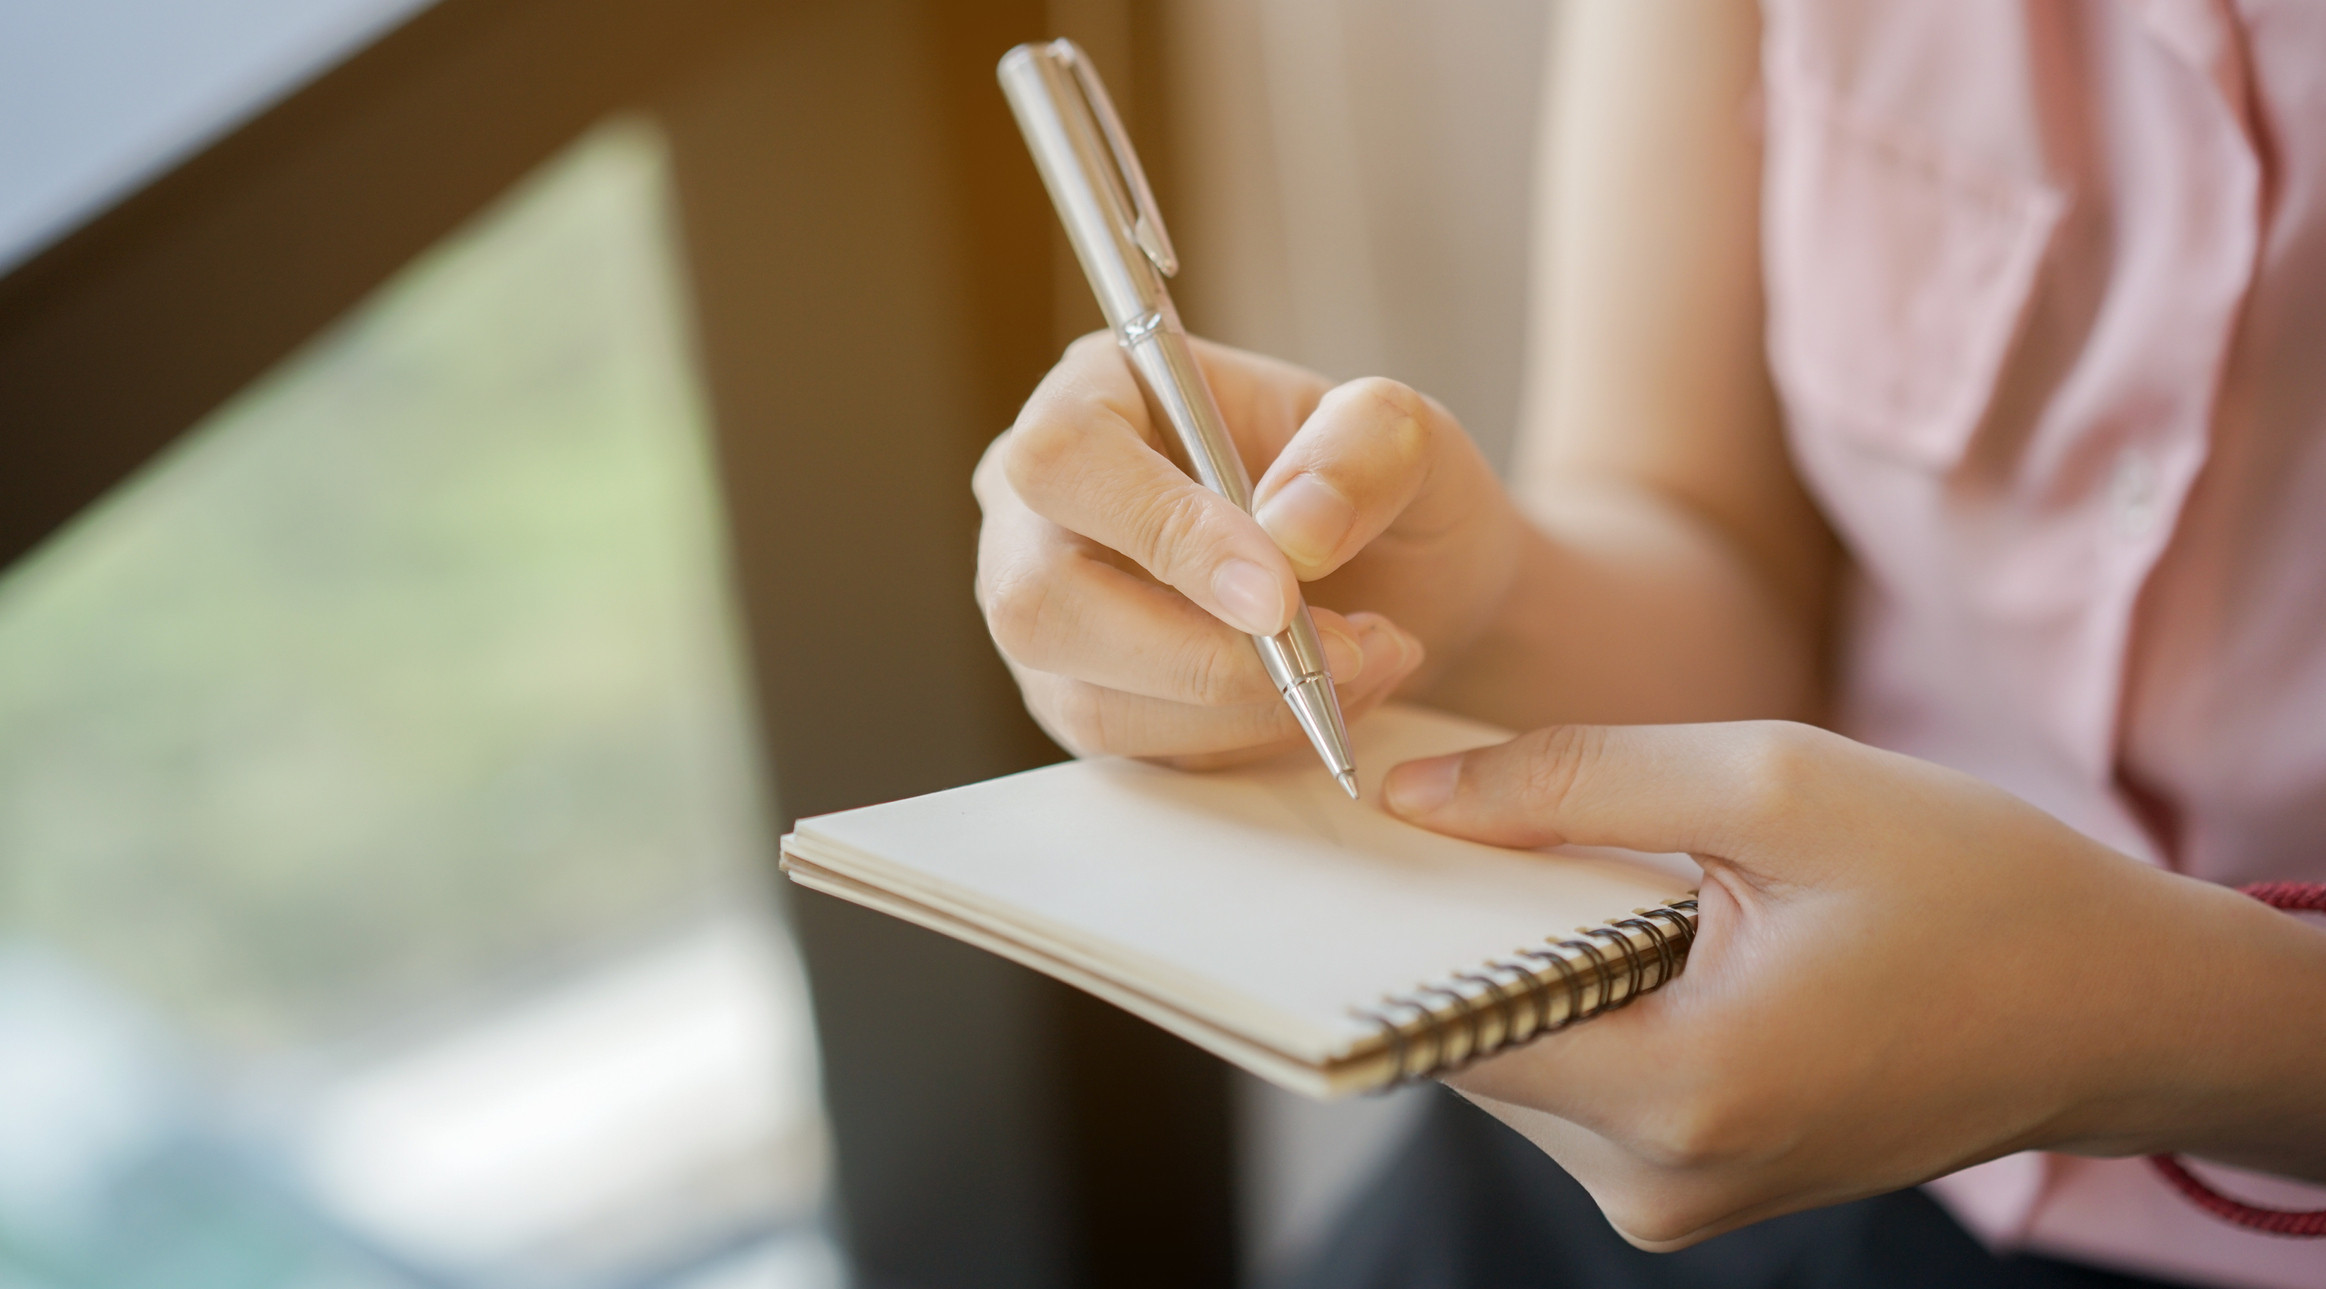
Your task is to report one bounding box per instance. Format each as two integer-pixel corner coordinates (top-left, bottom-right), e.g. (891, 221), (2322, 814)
(1050, 39), (1178, 277)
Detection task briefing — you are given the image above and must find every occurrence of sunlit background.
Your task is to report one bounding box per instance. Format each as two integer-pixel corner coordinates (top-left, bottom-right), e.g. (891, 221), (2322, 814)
(0, 122), (840, 1289)
(0, 1), (1551, 1285)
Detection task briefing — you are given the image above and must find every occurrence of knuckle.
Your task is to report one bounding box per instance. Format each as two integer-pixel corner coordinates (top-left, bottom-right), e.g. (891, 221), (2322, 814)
(1174, 635), (1254, 707)
(1338, 377), (1434, 454)
(1516, 725), (1607, 816)
(1631, 1089), (1759, 1173)
(1733, 721), (1823, 825)
(1130, 487), (1220, 582)
(1063, 329), (1116, 361)
(1001, 408), (1088, 496)
(981, 565), (1055, 664)
(1044, 680), (1112, 755)
(972, 430), (1012, 501)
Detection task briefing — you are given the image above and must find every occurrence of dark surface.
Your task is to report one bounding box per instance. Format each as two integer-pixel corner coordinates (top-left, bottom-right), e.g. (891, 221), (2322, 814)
(1060, 984), (1240, 1288)
(1279, 1090), (2201, 1289)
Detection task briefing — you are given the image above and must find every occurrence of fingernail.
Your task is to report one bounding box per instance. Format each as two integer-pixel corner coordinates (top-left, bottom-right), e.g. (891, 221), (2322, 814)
(1319, 623), (1364, 683)
(1385, 754), (1460, 817)
(1377, 620), (1420, 673)
(1256, 474), (1356, 570)
(1212, 558), (1286, 635)
(1349, 615), (1421, 675)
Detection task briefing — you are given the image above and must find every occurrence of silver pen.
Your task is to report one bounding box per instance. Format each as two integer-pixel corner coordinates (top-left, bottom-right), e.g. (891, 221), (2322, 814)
(999, 38), (1359, 798)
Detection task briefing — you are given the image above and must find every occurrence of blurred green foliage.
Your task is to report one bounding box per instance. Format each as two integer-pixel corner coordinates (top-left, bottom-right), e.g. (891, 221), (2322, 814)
(0, 120), (769, 1058)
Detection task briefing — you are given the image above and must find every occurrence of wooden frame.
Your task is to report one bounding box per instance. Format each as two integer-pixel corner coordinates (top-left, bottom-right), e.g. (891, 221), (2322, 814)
(0, 1), (1237, 1285)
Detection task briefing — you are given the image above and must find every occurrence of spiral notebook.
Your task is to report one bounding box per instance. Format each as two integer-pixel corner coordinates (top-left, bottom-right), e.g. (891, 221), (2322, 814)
(780, 705), (1701, 1099)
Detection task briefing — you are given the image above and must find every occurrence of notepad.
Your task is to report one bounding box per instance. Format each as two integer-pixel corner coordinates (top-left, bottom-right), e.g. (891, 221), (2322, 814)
(780, 704), (1701, 1098)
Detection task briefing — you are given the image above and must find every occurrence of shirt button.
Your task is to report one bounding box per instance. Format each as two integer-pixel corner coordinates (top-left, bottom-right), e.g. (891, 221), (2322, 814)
(2109, 447), (2159, 540)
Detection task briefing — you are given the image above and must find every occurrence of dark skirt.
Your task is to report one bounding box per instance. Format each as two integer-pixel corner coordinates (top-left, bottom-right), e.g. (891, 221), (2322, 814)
(1276, 1089), (2201, 1289)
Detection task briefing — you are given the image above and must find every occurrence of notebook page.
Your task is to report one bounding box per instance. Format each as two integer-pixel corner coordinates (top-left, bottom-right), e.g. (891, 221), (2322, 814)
(793, 706), (1695, 1062)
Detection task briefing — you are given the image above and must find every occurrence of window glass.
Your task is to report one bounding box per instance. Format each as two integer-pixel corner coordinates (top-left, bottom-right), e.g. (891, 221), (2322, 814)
(0, 0), (435, 270)
(0, 119), (837, 1289)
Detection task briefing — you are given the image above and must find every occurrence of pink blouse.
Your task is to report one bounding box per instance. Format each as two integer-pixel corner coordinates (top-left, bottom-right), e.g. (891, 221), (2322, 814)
(1759, 1), (2326, 1285)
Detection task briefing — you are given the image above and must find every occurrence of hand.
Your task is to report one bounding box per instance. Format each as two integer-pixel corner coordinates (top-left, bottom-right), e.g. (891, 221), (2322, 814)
(973, 333), (1521, 763)
(1381, 722), (2326, 1248)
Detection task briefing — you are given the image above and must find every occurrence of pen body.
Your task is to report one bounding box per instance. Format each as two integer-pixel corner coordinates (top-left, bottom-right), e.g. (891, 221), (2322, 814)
(997, 45), (1161, 330)
(1116, 321), (1337, 694)
(1000, 41), (1357, 790)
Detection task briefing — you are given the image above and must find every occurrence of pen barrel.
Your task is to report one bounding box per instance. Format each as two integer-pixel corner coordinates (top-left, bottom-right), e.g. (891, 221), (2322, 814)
(998, 45), (1162, 326)
(1001, 38), (1357, 789)
(1120, 322), (1253, 509)
(1122, 326), (1351, 777)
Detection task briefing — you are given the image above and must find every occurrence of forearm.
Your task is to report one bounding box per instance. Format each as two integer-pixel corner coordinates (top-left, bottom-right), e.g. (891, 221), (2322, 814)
(1432, 0), (1826, 734)
(2057, 865), (2326, 1183)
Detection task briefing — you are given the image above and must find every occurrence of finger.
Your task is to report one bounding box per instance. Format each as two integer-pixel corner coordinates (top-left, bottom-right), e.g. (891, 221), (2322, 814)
(1250, 377), (1453, 580)
(1033, 332), (1340, 475)
(977, 463), (1268, 702)
(981, 442), (1415, 704)
(1156, 612), (1424, 769)
(1022, 613), (1420, 760)
(1017, 613), (1422, 760)
(985, 536), (1379, 705)
(1002, 342), (1301, 636)
(1379, 720), (1844, 860)
(1184, 335), (1337, 464)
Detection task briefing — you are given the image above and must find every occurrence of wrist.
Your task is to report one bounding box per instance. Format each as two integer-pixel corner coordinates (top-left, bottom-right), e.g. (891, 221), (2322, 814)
(1411, 480), (1821, 728)
(2043, 864), (2326, 1181)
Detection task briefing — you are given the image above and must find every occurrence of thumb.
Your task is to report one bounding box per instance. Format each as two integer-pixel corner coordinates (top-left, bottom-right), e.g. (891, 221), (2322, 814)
(1381, 720), (1830, 859)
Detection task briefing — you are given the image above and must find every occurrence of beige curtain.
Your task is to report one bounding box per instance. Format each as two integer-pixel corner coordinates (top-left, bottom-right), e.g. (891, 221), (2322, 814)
(1162, 0), (1551, 473)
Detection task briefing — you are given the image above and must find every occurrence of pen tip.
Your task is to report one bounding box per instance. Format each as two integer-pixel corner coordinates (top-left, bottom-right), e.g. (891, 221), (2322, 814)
(1337, 770), (1360, 800)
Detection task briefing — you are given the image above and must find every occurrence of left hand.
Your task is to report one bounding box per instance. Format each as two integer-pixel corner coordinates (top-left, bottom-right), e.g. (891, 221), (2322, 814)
(1382, 721), (2322, 1249)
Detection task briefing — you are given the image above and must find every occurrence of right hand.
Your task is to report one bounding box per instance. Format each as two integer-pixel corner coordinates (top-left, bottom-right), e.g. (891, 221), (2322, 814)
(973, 333), (1523, 765)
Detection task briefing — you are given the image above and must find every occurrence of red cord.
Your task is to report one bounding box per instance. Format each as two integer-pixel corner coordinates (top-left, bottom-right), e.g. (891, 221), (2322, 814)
(2144, 881), (2326, 1238)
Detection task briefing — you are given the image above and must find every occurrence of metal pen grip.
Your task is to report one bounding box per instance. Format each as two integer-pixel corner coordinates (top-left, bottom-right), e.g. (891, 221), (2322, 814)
(1119, 315), (1252, 508)
(1122, 323), (1348, 776)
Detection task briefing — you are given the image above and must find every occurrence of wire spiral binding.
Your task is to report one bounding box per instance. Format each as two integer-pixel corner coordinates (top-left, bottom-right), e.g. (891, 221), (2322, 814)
(1350, 895), (1700, 1089)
